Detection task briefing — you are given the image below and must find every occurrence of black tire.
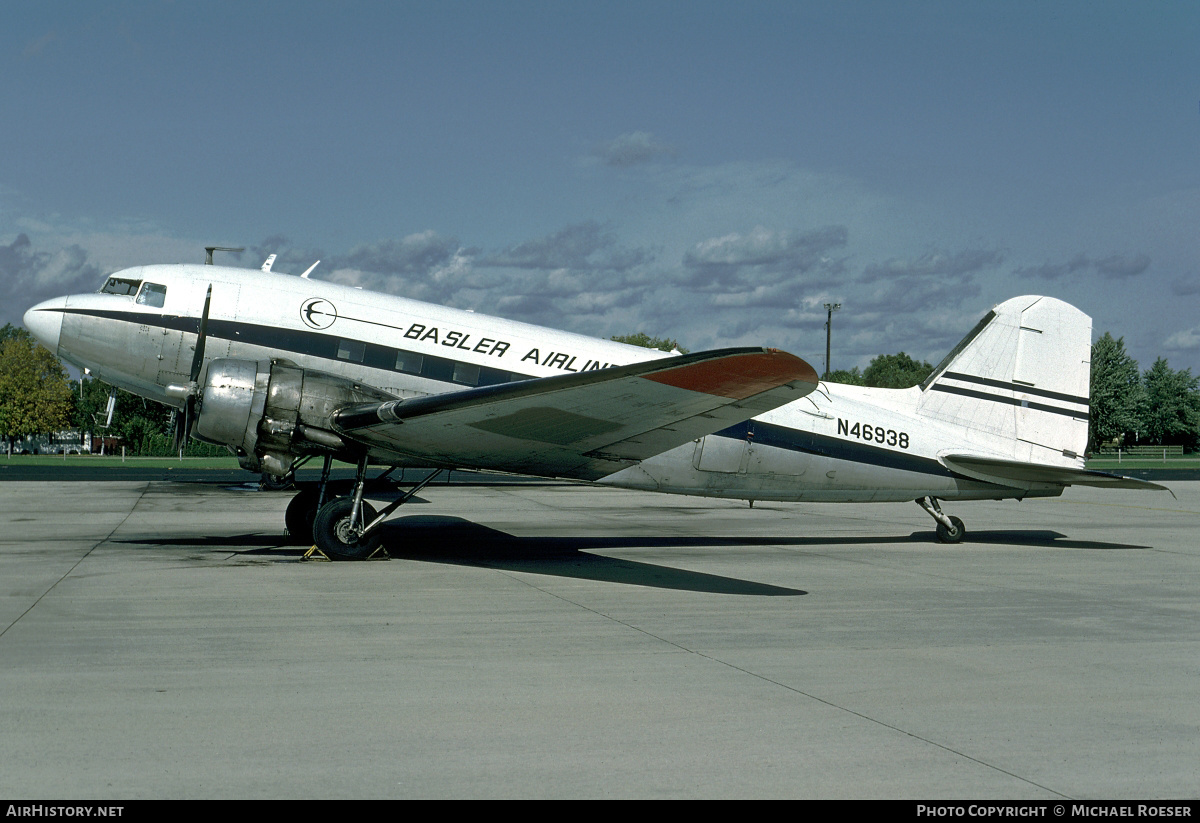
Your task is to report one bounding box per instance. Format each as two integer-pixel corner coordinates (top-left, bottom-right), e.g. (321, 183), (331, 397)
(284, 488), (320, 545)
(936, 515), (966, 544)
(312, 497), (383, 560)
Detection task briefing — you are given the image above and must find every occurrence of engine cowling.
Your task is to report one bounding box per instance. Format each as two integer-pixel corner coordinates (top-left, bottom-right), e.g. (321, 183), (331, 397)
(193, 358), (394, 475)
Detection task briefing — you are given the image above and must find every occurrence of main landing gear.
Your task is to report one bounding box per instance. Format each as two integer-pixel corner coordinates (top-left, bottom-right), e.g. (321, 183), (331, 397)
(284, 454), (445, 560)
(916, 496), (966, 544)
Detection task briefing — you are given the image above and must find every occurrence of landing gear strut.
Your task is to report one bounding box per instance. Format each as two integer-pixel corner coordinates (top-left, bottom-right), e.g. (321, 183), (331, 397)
(916, 496), (966, 544)
(299, 456), (446, 560)
(309, 454), (383, 560)
(283, 455), (335, 545)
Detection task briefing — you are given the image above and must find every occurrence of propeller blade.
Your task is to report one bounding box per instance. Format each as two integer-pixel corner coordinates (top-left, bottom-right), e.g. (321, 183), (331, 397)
(170, 407), (184, 453)
(189, 285), (213, 383)
(177, 284), (213, 451)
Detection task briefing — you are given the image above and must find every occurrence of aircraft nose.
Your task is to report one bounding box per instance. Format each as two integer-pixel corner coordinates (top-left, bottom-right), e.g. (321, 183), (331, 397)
(23, 297), (66, 354)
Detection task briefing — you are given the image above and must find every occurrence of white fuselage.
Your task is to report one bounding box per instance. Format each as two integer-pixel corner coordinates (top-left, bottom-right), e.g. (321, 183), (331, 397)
(26, 264), (1060, 504)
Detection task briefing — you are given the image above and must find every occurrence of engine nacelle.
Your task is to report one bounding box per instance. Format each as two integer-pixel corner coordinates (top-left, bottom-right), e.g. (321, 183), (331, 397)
(193, 358), (394, 475)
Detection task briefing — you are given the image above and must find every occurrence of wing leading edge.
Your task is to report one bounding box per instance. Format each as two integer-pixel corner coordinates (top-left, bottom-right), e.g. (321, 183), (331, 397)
(334, 347), (819, 480)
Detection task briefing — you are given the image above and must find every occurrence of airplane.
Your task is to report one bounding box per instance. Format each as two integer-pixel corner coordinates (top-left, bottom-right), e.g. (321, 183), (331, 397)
(22, 257), (1166, 559)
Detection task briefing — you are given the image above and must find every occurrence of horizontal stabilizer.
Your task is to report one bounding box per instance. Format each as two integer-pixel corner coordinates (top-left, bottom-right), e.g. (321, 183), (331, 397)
(940, 453), (1171, 492)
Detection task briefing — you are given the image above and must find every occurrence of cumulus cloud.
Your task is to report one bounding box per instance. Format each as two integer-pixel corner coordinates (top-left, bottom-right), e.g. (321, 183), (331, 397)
(680, 225), (848, 291)
(1014, 252), (1150, 280)
(2, 234), (103, 327)
(327, 231), (477, 305)
(1093, 253), (1151, 278)
(847, 248), (998, 333)
(1171, 276), (1200, 296)
(464, 223), (662, 332)
(481, 221), (651, 273)
(1163, 327), (1200, 351)
(592, 132), (677, 168)
(342, 230), (461, 275)
(861, 248), (1004, 282)
(747, 245), (1001, 364)
(312, 222), (659, 333)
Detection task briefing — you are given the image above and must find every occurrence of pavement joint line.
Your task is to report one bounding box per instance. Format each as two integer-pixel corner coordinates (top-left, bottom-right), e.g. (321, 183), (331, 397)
(0, 481), (150, 641)
(496, 567), (1073, 800)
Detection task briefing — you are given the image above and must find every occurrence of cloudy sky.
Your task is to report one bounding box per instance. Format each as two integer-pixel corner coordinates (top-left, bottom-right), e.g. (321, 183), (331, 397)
(4, 1), (1199, 374)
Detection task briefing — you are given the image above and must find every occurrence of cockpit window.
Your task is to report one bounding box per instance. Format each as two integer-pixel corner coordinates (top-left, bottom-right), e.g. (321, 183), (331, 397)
(135, 282), (168, 308)
(100, 277), (142, 296)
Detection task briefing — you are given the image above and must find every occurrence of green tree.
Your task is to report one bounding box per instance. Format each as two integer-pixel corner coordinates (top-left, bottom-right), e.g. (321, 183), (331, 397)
(862, 352), (934, 388)
(71, 377), (226, 456)
(1141, 357), (1200, 449)
(70, 378), (145, 452)
(0, 331), (73, 449)
(1, 323), (33, 344)
(1089, 332), (1145, 450)
(611, 333), (689, 354)
(825, 367), (864, 385)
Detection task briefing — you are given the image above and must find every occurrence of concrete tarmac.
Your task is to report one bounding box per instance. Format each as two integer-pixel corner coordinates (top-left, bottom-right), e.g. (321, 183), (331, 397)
(1, 479), (1197, 799)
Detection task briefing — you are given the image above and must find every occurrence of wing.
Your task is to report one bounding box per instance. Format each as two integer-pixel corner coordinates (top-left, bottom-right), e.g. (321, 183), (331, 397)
(940, 453), (1171, 492)
(333, 347), (818, 480)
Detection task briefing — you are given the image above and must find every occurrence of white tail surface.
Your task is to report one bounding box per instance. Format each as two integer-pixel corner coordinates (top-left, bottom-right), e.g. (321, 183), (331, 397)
(918, 296), (1091, 464)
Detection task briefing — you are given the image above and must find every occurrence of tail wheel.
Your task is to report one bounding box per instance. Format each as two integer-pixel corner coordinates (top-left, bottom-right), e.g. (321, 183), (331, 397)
(313, 497), (383, 560)
(936, 516), (966, 544)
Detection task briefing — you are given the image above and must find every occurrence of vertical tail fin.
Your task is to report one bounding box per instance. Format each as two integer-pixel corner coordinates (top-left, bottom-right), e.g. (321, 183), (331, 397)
(918, 296), (1091, 463)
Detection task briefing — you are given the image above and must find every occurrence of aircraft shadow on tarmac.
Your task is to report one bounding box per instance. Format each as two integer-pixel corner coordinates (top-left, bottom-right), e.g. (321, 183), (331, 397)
(119, 517), (804, 595)
(116, 516), (1150, 595)
(373, 517), (1150, 557)
(371, 516), (809, 594)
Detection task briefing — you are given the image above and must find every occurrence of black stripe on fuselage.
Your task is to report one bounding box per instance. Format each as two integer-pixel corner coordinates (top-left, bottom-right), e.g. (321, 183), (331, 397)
(940, 371), (1089, 406)
(56, 307), (535, 388)
(929, 382), (1089, 420)
(55, 306), (984, 483)
(715, 420), (958, 479)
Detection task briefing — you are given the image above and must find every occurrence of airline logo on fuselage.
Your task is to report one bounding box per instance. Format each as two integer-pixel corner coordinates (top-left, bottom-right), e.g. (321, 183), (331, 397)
(300, 298), (337, 329)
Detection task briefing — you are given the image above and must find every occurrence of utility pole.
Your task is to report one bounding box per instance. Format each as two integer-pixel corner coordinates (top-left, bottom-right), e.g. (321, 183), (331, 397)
(823, 302), (841, 379)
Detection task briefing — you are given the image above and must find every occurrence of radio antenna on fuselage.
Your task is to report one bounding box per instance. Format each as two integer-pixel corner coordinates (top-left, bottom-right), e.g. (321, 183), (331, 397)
(204, 246), (245, 265)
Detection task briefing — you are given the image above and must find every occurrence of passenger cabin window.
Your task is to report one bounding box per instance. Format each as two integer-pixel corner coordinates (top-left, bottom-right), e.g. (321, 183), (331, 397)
(452, 362), (480, 386)
(337, 339), (366, 362)
(135, 283), (167, 308)
(100, 277), (142, 296)
(395, 351), (423, 374)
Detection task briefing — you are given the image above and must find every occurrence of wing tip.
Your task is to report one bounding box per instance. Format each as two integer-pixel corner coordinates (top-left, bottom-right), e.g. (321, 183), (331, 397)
(642, 348), (818, 399)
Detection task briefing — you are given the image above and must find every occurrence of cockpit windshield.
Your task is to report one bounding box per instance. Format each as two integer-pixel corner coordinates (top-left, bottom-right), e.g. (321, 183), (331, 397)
(100, 276), (142, 296)
(135, 282), (167, 308)
(98, 277), (168, 307)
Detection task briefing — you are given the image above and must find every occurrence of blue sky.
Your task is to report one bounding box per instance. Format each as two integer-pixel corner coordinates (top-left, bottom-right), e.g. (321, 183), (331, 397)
(4, 1), (1199, 375)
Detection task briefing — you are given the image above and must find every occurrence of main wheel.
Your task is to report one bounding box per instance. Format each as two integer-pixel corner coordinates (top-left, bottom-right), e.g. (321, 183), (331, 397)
(284, 488), (320, 544)
(312, 497), (383, 560)
(935, 515), (966, 544)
